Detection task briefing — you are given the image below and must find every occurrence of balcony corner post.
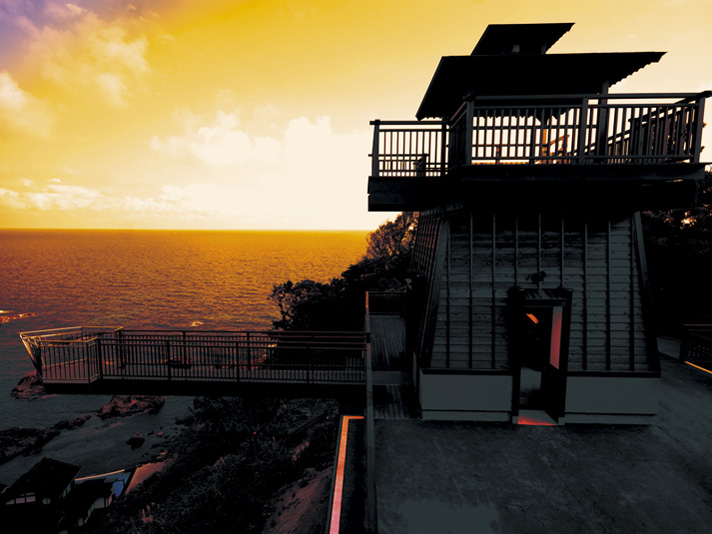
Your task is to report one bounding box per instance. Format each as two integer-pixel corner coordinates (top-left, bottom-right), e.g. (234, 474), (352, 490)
(371, 120), (380, 177)
(693, 97), (706, 164)
(440, 121), (448, 176)
(465, 100), (474, 166)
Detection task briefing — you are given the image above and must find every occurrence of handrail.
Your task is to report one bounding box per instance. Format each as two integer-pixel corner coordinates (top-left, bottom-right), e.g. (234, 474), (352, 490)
(20, 327), (367, 385)
(371, 92), (710, 176)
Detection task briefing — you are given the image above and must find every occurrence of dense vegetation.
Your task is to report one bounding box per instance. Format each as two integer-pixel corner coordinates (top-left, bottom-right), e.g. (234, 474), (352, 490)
(642, 169), (712, 335)
(269, 212), (417, 331)
(90, 397), (339, 534)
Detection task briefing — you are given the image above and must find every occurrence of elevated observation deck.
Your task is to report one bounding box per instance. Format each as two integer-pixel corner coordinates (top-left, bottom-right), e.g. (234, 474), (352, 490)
(20, 327), (368, 398)
(369, 92), (710, 212)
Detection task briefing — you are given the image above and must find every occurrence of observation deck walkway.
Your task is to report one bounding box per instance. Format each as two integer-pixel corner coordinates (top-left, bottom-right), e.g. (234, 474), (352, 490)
(20, 327), (368, 398)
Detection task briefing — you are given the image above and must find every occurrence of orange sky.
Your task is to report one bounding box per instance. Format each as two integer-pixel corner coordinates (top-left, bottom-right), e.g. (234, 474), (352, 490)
(1, 0), (711, 230)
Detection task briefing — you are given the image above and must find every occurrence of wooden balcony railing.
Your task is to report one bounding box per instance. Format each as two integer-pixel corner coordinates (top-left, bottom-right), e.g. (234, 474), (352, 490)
(20, 327), (367, 386)
(371, 92), (709, 177)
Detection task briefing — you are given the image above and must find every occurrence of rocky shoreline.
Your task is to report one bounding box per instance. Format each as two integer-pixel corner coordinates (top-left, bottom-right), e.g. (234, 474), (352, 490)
(3, 372), (167, 466)
(5, 374), (340, 533)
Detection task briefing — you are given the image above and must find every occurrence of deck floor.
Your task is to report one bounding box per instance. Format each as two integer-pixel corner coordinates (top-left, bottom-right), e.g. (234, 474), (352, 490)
(374, 353), (712, 533)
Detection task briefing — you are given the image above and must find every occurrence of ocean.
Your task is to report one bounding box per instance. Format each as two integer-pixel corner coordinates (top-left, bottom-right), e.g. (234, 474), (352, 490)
(0, 229), (368, 484)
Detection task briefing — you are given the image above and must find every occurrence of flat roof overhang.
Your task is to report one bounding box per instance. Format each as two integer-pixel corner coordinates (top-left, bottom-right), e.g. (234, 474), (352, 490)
(368, 163), (706, 212)
(471, 23), (574, 56)
(416, 52), (665, 120)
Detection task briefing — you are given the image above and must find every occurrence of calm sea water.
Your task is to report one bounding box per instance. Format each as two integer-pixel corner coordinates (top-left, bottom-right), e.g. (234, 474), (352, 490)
(0, 229), (367, 482)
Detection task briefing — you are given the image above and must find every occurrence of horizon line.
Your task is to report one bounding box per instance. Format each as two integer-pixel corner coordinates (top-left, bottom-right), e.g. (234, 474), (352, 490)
(0, 227), (376, 232)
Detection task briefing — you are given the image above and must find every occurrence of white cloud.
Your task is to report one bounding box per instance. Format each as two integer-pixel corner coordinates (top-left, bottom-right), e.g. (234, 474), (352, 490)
(96, 72), (126, 106)
(0, 109), (386, 229)
(0, 187), (27, 209)
(0, 71), (53, 136)
(150, 109), (377, 227)
(151, 109), (281, 167)
(44, 2), (86, 20)
(24, 12), (150, 106)
(87, 26), (148, 74)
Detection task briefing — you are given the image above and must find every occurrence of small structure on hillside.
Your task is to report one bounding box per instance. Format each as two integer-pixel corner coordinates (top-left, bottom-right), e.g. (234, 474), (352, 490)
(368, 22), (710, 423)
(1, 457), (134, 533)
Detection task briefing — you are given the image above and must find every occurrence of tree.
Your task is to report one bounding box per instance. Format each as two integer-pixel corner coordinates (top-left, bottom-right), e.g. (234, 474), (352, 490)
(269, 213), (417, 331)
(642, 168), (712, 334)
(364, 212), (417, 260)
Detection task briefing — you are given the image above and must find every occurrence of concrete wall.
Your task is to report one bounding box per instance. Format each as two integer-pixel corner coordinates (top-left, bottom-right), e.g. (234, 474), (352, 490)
(564, 375), (659, 424)
(419, 371), (513, 421)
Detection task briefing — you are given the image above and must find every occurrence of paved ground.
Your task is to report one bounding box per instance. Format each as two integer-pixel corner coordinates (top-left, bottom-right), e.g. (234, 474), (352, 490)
(374, 341), (712, 533)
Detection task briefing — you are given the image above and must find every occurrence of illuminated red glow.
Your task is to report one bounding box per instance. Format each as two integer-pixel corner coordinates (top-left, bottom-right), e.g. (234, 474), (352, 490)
(329, 415), (364, 534)
(518, 414), (556, 426)
(526, 313), (539, 324)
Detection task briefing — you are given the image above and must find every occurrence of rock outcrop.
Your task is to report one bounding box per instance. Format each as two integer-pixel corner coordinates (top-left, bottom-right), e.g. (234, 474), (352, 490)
(10, 371), (48, 400)
(98, 395), (166, 419)
(0, 427), (60, 465)
(53, 415), (92, 430)
(127, 432), (146, 449)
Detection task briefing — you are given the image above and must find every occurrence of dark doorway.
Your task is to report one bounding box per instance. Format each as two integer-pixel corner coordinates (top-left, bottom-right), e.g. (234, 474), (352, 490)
(510, 288), (572, 422)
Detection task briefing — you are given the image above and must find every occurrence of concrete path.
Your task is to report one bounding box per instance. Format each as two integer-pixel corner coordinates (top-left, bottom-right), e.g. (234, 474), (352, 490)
(375, 355), (712, 533)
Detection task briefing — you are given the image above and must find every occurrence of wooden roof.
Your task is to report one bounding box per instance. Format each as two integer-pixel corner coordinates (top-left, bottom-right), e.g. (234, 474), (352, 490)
(415, 23), (665, 120)
(5, 457), (81, 502)
(471, 23), (573, 55)
(416, 52), (665, 119)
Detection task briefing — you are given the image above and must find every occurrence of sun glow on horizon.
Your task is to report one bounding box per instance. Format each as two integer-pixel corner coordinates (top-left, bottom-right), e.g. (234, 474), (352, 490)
(1, 0), (711, 230)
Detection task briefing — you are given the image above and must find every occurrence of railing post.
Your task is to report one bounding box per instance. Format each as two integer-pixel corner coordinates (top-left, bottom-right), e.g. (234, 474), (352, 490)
(247, 332), (252, 369)
(306, 345), (311, 385)
(578, 96), (589, 164)
(235, 340), (241, 382)
(166, 340), (171, 381)
(595, 84), (610, 159)
(464, 101), (474, 166)
(96, 338), (103, 383)
(693, 97), (706, 164)
(371, 120), (380, 177)
(440, 121), (448, 176)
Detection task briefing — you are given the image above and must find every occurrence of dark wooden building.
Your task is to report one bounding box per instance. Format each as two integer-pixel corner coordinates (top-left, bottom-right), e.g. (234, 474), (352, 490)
(368, 23), (709, 423)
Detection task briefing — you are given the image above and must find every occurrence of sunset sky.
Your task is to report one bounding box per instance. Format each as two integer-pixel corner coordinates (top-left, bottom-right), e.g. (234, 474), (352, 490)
(0, 0), (711, 230)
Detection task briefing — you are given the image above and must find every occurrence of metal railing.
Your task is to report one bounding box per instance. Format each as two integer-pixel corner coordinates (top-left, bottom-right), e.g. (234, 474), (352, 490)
(20, 327), (367, 385)
(370, 92), (709, 176)
(680, 324), (712, 362)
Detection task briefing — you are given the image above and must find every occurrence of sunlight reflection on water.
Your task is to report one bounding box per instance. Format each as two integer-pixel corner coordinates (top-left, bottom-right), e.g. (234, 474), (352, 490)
(0, 229), (367, 483)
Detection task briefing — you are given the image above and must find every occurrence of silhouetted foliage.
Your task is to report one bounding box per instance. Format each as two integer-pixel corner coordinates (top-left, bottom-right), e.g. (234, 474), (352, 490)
(90, 397), (339, 534)
(270, 213), (417, 330)
(364, 212), (417, 260)
(642, 169), (712, 334)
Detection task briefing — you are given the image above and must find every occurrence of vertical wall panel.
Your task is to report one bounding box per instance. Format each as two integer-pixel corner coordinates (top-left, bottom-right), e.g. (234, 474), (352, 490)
(420, 208), (654, 373)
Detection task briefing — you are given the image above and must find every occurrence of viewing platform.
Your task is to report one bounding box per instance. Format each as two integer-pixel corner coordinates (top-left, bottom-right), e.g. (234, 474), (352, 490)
(19, 327), (368, 398)
(369, 93), (710, 211)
